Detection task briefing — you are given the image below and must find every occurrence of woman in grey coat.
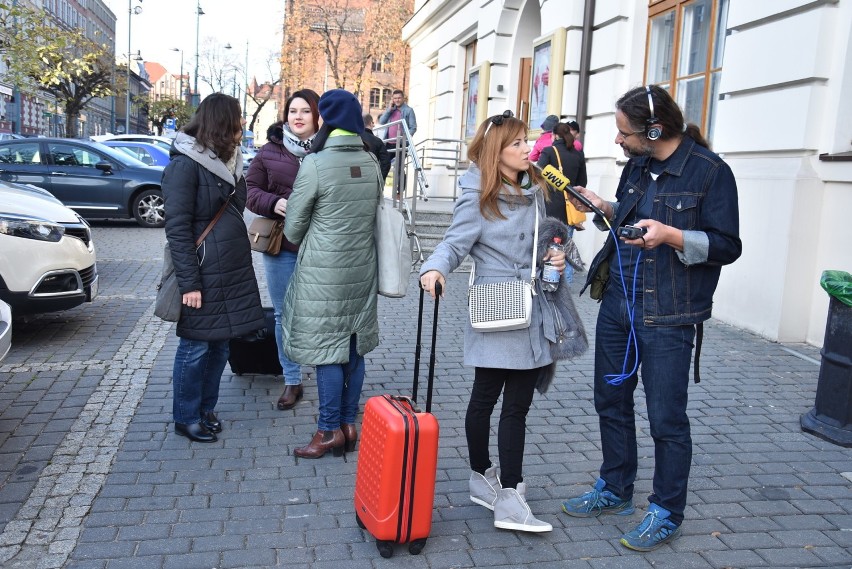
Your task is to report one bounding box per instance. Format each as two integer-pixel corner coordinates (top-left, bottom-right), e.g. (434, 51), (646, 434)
(420, 111), (567, 533)
(282, 89), (381, 459)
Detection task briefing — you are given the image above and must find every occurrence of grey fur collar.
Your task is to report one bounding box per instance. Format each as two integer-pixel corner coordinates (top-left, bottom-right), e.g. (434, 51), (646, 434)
(173, 132), (243, 185)
(535, 216), (589, 393)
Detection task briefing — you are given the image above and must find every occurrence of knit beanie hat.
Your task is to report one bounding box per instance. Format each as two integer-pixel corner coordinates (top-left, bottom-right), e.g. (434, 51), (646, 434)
(318, 89), (365, 135)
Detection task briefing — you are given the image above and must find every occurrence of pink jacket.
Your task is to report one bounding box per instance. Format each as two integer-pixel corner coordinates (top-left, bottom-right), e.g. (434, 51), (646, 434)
(529, 132), (554, 162)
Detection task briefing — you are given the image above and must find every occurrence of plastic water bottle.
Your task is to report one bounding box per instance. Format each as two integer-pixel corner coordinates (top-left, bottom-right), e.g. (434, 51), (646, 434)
(542, 237), (562, 292)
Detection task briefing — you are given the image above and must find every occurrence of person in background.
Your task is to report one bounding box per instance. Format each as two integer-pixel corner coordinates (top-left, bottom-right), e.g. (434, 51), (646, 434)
(566, 120), (584, 151)
(378, 89), (417, 195)
(245, 88), (320, 411)
(362, 113), (391, 182)
(560, 85), (741, 551)
(419, 111), (568, 534)
(163, 93), (265, 443)
(537, 122), (588, 282)
(528, 114), (559, 162)
(282, 89), (382, 459)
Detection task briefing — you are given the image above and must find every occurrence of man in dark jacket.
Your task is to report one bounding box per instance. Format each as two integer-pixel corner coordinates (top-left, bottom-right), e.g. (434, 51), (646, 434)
(560, 85), (741, 552)
(362, 113), (391, 181)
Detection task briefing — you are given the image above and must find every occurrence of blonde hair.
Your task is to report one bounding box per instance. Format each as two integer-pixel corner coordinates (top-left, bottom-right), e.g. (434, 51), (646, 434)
(467, 115), (545, 220)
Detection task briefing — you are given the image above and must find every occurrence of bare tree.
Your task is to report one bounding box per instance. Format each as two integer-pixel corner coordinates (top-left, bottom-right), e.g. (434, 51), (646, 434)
(244, 49), (282, 134)
(198, 38), (239, 95)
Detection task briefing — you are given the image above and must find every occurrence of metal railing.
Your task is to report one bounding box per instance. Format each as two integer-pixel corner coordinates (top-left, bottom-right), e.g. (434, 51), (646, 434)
(380, 119), (427, 269)
(415, 137), (464, 202)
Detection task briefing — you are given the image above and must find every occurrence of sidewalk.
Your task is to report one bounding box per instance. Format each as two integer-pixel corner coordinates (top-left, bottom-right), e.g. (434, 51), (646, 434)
(0, 221), (850, 569)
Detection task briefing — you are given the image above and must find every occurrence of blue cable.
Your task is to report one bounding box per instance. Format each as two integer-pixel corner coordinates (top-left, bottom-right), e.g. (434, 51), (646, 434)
(604, 228), (642, 386)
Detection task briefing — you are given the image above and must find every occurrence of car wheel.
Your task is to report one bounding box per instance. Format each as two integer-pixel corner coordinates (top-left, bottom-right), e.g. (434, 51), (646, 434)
(133, 188), (165, 228)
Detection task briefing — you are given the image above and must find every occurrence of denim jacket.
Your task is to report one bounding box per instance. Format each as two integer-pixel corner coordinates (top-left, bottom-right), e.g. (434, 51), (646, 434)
(581, 137), (742, 326)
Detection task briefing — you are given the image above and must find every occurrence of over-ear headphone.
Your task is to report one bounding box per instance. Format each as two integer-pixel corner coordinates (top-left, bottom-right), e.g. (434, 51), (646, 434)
(645, 85), (662, 141)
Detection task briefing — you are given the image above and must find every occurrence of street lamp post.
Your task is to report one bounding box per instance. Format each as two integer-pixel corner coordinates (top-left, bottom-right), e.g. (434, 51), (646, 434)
(242, 40), (249, 121)
(194, 1), (205, 106)
(125, 0), (143, 134)
(171, 47), (184, 101)
(224, 41), (249, 120)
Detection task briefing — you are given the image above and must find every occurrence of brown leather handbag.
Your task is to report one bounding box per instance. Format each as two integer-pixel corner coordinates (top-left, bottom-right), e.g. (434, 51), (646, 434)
(247, 217), (284, 255)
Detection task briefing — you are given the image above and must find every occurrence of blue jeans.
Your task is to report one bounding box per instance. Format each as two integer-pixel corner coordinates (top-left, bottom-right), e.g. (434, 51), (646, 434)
(315, 335), (365, 431)
(263, 250), (302, 385)
(594, 286), (695, 524)
(172, 338), (230, 424)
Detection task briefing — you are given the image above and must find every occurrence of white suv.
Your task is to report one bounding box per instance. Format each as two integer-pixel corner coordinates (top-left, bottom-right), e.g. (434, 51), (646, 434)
(0, 181), (98, 316)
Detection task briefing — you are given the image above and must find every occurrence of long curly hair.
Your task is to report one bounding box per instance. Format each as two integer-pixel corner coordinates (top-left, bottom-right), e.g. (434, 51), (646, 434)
(467, 114), (544, 220)
(183, 93), (242, 162)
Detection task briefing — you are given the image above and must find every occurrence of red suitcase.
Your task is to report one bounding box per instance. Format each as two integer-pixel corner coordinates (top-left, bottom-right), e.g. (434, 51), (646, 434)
(354, 285), (441, 558)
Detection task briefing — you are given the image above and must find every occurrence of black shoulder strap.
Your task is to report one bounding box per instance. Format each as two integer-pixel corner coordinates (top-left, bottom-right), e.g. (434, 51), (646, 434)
(693, 322), (703, 383)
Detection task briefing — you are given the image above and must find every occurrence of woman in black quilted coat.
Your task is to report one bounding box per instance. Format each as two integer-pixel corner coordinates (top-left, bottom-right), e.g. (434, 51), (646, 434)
(162, 93), (265, 443)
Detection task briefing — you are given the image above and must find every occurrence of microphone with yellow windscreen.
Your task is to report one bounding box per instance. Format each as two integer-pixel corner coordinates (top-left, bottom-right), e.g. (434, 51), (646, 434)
(534, 163), (607, 219)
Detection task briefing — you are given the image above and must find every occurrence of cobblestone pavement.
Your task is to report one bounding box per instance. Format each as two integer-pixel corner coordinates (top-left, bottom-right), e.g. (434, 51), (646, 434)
(0, 219), (850, 569)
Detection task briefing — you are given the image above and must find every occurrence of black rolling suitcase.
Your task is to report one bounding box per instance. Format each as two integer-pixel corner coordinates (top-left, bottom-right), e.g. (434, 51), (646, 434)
(228, 307), (283, 376)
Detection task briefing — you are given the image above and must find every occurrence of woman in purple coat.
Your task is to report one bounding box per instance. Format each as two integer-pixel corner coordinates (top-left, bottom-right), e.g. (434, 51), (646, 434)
(246, 89), (320, 411)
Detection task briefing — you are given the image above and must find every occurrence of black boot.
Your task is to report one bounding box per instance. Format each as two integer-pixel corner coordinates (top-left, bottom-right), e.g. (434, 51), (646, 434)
(175, 422), (217, 443)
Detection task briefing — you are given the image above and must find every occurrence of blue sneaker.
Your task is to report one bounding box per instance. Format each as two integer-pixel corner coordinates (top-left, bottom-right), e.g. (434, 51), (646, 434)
(561, 478), (634, 518)
(620, 503), (682, 551)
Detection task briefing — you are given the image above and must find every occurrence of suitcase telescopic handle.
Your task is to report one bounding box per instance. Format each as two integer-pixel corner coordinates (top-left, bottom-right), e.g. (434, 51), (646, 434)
(412, 282), (441, 413)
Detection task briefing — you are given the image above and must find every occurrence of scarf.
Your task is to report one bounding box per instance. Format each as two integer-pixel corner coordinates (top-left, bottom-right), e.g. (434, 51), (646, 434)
(268, 121), (314, 159)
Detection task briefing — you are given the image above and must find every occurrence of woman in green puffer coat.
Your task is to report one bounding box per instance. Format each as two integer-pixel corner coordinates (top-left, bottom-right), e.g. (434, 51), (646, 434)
(282, 89), (382, 459)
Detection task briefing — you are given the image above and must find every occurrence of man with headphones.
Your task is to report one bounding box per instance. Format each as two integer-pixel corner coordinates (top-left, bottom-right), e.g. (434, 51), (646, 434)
(560, 85), (742, 551)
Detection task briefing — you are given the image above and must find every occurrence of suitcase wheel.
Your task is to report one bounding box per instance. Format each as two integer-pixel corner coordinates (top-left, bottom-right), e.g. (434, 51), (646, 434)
(376, 540), (394, 559)
(355, 513), (366, 530)
(408, 538), (427, 555)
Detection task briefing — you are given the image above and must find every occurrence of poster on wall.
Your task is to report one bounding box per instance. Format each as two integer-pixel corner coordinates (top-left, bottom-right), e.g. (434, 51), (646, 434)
(529, 40), (551, 129)
(465, 69), (480, 139)
(529, 29), (566, 135)
(465, 62), (490, 140)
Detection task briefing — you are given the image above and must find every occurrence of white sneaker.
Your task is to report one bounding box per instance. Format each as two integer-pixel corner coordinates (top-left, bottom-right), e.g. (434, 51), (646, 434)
(493, 482), (553, 533)
(469, 465), (501, 511)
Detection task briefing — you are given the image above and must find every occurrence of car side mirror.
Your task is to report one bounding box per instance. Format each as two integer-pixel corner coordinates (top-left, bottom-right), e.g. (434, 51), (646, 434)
(95, 161), (113, 174)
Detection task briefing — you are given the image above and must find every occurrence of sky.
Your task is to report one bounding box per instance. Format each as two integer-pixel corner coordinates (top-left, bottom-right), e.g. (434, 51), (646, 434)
(105, 0), (284, 95)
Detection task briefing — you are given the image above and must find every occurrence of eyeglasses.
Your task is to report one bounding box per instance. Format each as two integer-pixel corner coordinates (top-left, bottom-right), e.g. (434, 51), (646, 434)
(484, 110), (514, 137)
(617, 128), (644, 139)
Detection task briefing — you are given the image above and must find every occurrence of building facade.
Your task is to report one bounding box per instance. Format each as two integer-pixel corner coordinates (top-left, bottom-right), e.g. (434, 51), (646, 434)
(403, 0), (852, 347)
(0, 0), (118, 137)
(279, 0), (412, 121)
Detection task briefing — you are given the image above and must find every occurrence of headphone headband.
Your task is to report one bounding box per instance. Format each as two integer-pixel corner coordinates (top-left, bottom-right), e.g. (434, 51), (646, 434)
(645, 85), (657, 124)
(644, 85), (662, 141)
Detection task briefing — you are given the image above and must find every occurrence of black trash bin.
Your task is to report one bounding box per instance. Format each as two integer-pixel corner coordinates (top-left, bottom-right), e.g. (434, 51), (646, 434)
(801, 271), (852, 447)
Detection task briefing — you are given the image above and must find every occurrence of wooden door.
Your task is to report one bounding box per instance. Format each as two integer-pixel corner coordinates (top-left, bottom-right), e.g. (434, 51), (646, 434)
(516, 57), (532, 124)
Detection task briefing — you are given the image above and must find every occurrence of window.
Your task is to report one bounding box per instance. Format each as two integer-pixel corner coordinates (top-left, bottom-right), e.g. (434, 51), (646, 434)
(0, 143), (41, 165)
(48, 143), (102, 168)
(369, 88), (381, 108)
(371, 58), (384, 73)
(646, 0), (729, 141)
(382, 88), (392, 106)
(460, 40), (477, 139)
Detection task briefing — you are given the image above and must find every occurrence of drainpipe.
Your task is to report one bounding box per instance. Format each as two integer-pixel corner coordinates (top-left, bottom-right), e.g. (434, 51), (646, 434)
(575, 0), (595, 134)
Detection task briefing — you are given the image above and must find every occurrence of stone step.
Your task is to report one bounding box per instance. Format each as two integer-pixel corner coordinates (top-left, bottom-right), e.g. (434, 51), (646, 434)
(407, 208), (471, 272)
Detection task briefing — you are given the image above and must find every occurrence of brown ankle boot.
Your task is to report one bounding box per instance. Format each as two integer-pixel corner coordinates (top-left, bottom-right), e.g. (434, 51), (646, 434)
(341, 423), (358, 452)
(277, 384), (303, 410)
(294, 429), (344, 459)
